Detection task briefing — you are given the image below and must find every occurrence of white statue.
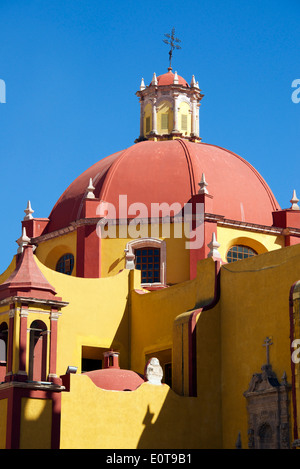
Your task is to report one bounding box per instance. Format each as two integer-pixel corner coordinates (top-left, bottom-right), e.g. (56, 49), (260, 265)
(145, 357), (163, 385)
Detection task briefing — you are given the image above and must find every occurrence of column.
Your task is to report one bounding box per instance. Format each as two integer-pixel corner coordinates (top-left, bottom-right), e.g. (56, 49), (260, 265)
(172, 94), (179, 133)
(48, 309), (61, 385)
(139, 99), (144, 138)
(5, 305), (15, 382)
(191, 98), (197, 136)
(18, 306), (28, 381)
(152, 98), (157, 134)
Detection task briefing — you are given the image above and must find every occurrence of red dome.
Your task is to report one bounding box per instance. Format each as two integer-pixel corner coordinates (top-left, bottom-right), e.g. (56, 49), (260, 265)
(150, 70), (189, 87)
(45, 139), (280, 233)
(83, 368), (145, 391)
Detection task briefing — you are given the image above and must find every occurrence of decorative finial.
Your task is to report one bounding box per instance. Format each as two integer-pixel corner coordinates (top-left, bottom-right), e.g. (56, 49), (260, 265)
(198, 173), (208, 194)
(290, 189), (300, 210)
(207, 233), (221, 260)
(16, 227), (31, 254)
(163, 28), (181, 70)
(173, 71), (179, 84)
(190, 75), (196, 87)
(281, 371), (288, 385)
(151, 72), (158, 86)
(24, 200), (34, 220)
(86, 178), (95, 199)
(140, 78), (146, 91)
(235, 432), (242, 449)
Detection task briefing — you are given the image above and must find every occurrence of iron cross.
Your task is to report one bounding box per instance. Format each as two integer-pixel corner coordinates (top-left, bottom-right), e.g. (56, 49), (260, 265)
(163, 28), (181, 69)
(263, 336), (273, 365)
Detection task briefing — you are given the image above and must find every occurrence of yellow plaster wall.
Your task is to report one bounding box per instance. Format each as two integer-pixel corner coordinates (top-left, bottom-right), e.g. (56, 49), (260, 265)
(130, 257), (217, 375)
(60, 374), (208, 449)
(35, 231), (77, 276)
(19, 398), (52, 449)
(217, 225), (284, 262)
(35, 257), (140, 373)
(219, 243), (300, 448)
(101, 224), (190, 285)
(0, 256), (17, 284)
(0, 398), (7, 449)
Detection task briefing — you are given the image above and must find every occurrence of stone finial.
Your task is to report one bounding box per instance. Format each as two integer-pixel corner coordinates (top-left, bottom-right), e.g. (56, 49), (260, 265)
(290, 190), (300, 210)
(145, 357), (163, 385)
(24, 200), (34, 220)
(140, 78), (146, 91)
(207, 232), (221, 260)
(86, 178), (95, 199)
(16, 227), (31, 254)
(198, 173), (208, 194)
(151, 73), (158, 86)
(235, 432), (242, 449)
(190, 75), (196, 87)
(173, 71), (179, 84)
(124, 248), (135, 270)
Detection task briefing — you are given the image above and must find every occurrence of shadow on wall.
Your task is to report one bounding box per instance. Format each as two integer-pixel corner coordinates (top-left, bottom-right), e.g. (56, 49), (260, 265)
(136, 386), (219, 450)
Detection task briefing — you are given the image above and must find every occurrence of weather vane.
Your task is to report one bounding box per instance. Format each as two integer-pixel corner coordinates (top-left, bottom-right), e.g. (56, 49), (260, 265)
(163, 28), (181, 70)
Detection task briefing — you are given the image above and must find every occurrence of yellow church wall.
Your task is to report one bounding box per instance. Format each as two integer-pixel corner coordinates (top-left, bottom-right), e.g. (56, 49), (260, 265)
(0, 398), (7, 449)
(0, 256), (17, 284)
(60, 374), (204, 449)
(35, 257), (140, 374)
(100, 223), (190, 285)
(219, 243), (300, 448)
(130, 257), (217, 376)
(217, 225), (284, 262)
(19, 397), (52, 449)
(35, 231), (77, 276)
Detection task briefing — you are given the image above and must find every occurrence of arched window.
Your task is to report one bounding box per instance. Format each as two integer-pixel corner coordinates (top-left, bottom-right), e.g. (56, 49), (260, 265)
(29, 320), (48, 382)
(125, 238), (166, 286)
(226, 245), (257, 263)
(56, 253), (74, 275)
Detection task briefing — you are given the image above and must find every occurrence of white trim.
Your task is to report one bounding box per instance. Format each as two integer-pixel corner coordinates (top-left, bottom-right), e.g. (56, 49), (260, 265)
(125, 238), (167, 286)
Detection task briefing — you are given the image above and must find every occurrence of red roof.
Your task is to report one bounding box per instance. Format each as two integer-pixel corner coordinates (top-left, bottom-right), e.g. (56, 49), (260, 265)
(150, 70), (189, 87)
(83, 368), (145, 391)
(45, 139), (280, 233)
(0, 245), (59, 301)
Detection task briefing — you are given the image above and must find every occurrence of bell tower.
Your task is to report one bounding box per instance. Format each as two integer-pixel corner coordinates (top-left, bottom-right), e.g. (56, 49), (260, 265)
(135, 28), (204, 143)
(136, 69), (204, 143)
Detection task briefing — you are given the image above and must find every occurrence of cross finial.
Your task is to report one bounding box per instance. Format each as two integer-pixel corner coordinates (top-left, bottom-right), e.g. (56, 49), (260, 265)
(263, 336), (273, 365)
(163, 28), (181, 71)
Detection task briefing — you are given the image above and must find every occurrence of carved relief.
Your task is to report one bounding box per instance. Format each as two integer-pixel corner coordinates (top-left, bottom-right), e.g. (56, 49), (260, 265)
(243, 338), (291, 449)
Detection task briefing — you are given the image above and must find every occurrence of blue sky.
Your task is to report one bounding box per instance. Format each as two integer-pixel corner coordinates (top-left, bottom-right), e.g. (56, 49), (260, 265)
(0, 0), (299, 273)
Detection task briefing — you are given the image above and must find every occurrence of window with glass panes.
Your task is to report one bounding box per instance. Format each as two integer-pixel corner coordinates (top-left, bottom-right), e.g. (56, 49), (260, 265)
(135, 248), (160, 283)
(56, 253), (74, 275)
(226, 245), (257, 263)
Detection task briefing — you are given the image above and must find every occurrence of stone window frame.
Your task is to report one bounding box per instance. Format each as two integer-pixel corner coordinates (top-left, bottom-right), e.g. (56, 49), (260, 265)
(125, 238), (167, 286)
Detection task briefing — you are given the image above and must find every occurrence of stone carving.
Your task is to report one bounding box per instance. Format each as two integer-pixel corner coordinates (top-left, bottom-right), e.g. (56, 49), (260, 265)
(243, 338), (291, 449)
(145, 358), (163, 385)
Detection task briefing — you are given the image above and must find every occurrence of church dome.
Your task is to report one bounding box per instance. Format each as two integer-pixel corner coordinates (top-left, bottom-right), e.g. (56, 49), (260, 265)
(82, 368), (145, 391)
(45, 139), (280, 234)
(150, 70), (189, 87)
